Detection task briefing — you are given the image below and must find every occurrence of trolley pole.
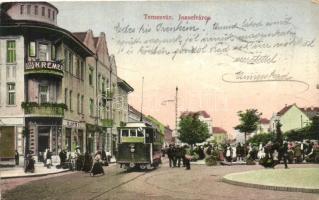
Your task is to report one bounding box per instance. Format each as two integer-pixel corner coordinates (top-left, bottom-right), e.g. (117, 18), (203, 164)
(140, 77), (144, 122)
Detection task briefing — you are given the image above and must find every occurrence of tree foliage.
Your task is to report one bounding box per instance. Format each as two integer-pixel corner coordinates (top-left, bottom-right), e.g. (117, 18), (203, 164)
(234, 109), (262, 144)
(247, 133), (275, 145)
(178, 113), (210, 146)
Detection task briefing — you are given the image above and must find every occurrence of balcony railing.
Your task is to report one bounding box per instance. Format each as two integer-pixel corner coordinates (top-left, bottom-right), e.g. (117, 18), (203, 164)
(21, 102), (67, 117)
(25, 60), (64, 77)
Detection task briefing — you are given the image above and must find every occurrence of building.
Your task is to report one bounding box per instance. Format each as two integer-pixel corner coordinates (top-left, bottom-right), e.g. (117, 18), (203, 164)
(0, 2), (133, 164)
(179, 110), (213, 135)
(164, 125), (174, 146)
(212, 127), (227, 144)
(270, 104), (312, 133)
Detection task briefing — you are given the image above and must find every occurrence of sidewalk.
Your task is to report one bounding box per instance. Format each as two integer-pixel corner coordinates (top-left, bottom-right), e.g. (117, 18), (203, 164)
(0, 163), (69, 179)
(191, 160), (247, 165)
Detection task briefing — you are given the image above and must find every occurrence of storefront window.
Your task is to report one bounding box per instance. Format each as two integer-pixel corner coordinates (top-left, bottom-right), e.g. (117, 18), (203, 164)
(51, 45), (56, 60)
(89, 98), (94, 116)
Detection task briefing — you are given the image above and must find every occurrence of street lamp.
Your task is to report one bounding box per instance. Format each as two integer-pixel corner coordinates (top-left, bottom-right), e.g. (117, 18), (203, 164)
(161, 86), (178, 141)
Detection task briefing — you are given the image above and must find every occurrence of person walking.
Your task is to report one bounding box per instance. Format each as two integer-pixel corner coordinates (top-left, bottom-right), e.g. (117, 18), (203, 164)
(175, 145), (182, 167)
(90, 151), (104, 176)
(15, 150), (19, 166)
(46, 149), (52, 169)
(167, 144), (174, 168)
(282, 141), (289, 169)
(59, 149), (67, 167)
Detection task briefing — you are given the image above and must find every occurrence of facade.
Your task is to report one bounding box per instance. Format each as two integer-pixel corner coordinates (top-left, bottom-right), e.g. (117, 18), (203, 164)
(212, 127), (227, 144)
(0, 2), (133, 164)
(270, 104), (311, 133)
(164, 125), (174, 146)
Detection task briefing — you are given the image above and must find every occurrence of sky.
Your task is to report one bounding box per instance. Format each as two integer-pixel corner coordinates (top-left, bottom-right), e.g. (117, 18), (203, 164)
(52, 0), (319, 137)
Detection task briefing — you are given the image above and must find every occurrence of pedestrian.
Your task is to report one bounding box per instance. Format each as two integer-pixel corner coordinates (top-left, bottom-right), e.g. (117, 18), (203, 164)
(15, 150), (19, 166)
(167, 144), (174, 168)
(90, 151), (104, 176)
(282, 141), (289, 169)
(24, 150), (35, 173)
(101, 148), (108, 166)
(172, 145), (177, 167)
(59, 149), (67, 167)
(175, 145), (182, 167)
(46, 149), (52, 168)
(184, 145), (191, 170)
(82, 151), (92, 172)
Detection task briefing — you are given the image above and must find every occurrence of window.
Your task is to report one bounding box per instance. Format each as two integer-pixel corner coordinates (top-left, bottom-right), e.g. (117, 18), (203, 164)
(41, 7), (45, 16)
(69, 90), (73, 111)
(81, 95), (84, 114)
(98, 74), (101, 91)
(39, 85), (49, 103)
(29, 42), (36, 57)
(89, 68), (93, 86)
(38, 43), (48, 61)
(130, 129), (137, 137)
(7, 83), (15, 105)
(80, 61), (84, 80)
(77, 93), (80, 113)
(75, 58), (80, 77)
(102, 77), (106, 92)
(89, 98), (94, 116)
(20, 5), (24, 14)
(6, 41), (16, 63)
(52, 11), (55, 20)
(48, 8), (51, 18)
(27, 5), (31, 14)
(122, 130), (129, 137)
(64, 49), (69, 71)
(34, 5), (38, 15)
(64, 88), (68, 105)
(69, 52), (73, 74)
(51, 45), (56, 60)
(138, 130), (144, 137)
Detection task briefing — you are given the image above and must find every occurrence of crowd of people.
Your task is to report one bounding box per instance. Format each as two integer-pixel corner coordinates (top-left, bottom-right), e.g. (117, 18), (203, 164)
(163, 144), (191, 170)
(58, 147), (110, 176)
(162, 139), (319, 169)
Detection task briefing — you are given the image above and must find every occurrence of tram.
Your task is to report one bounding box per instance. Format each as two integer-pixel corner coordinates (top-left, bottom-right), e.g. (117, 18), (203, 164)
(116, 122), (163, 170)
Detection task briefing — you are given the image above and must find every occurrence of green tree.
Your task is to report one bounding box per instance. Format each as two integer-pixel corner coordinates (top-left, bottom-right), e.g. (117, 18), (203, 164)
(234, 109), (262, 150)
(178, 113), (210, 148)
(247, 133), (274, 145)
(275, 120), (283, 145)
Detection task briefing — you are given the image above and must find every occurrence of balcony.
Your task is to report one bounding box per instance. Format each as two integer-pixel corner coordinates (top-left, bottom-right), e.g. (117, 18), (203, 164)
(101, 119), (113, 127)
(21, 102), (67, 117)
(25, 61), (64, 77)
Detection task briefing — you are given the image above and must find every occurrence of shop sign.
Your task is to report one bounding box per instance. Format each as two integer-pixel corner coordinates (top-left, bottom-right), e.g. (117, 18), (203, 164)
(25, 61), (64, 72)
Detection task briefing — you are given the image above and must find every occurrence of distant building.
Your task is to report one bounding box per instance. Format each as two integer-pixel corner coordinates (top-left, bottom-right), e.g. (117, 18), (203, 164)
(270, 104), (313, 133)
(164, 125), (174, 146)
(212, 127), (227, 144)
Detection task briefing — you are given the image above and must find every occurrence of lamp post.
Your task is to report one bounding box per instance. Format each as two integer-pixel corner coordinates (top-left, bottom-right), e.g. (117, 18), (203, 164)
(161, 86), (178, 142)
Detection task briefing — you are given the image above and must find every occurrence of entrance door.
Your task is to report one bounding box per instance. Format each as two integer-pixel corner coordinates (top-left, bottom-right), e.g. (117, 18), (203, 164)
(38, 126), (50, 153)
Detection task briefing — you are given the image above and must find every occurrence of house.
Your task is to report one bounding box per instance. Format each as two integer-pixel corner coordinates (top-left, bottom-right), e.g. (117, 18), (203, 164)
(270, 104), (311, 133)
(212, 127), (227, 144)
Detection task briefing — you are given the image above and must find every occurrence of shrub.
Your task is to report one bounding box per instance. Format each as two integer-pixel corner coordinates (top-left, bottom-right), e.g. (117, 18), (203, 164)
(205, 155), (218, 166)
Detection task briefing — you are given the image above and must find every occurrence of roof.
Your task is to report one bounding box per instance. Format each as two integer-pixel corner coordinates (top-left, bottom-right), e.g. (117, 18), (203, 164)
(277, 104), (294, 116)
(117, 77), (134, 92)
(213, 127), (227, 134)
(73, 32), (87, 42)
(300, 107), (319, 119)
(260, 118), (270, 124)
(180, 110), (210, 118)
(93, 37), (99, 48)
(1, 2), (58, 13)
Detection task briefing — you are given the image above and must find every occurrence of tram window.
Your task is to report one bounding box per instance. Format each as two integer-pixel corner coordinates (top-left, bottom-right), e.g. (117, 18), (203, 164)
(137, 130), (144, 137)
(130, 129), (137, 137)
(122, 130), (129, 137)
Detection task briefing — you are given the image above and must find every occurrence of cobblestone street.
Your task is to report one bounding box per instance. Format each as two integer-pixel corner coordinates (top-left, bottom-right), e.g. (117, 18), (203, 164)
(2, 161), (319, 200)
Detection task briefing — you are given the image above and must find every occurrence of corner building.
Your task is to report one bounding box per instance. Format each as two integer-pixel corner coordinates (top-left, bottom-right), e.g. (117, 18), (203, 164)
(0, 2), (133, 164)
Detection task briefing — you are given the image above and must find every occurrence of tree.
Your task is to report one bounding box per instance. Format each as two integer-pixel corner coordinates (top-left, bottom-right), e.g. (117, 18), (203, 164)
(178, 113), (210, 148)
(234, 109), (262, 155)
(275, 120), (283, 145)
(247, 133), (274, 145)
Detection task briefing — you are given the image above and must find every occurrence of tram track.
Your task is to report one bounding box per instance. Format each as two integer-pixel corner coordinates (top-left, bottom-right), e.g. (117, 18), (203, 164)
(88, 171), (147, 200)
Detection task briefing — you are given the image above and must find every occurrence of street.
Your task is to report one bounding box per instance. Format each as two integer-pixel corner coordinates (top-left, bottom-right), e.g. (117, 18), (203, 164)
(2, 160), (319, 200)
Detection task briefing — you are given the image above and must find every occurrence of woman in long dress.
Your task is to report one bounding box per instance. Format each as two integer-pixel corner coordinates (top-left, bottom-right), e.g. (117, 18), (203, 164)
(90, 151), (104, 176)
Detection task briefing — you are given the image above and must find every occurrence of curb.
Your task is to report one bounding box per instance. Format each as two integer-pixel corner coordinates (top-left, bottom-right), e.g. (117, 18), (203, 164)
(222, 177), (319, 193)
(1, 168), (70, 179)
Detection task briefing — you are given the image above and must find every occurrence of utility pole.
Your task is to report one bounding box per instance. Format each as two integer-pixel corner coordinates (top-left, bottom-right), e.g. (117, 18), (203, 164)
(175, 86), (178, 138)
(140, 77), (144, 122)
